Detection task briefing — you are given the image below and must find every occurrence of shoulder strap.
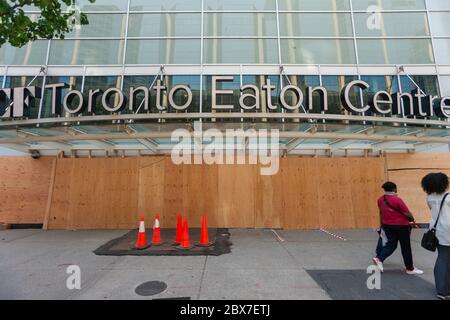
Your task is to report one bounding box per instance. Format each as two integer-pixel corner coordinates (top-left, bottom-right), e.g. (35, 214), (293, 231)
(432, 193), (449, 230)
(383, 195), (407, 217)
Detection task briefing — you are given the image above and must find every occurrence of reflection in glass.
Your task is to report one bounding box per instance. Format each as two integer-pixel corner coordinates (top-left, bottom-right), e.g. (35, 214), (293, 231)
(126, 39), (201, 64)
(360, 75), (399, 115)
(41, 76), (83, 118)
(204, 39), (278, 64)
(0, 41), (48, 65)
(66, 14), (127, 38)
(49, 40), (124, 65)
(204, 13), (277, 37)
(429, 12), (450, 37)
(357, 39), (434, 64)
(279, 13), (353, 37)
(321, 75), (359, 115)
(204, 0), (276, 11)
(400, 75), (439, 96)
(242, 75), (281, 115)
(354, 12), (429, 37)
(279, 0), (350, 11)
(123, 76), (157, 114)
(83, 76), (122, 115)
(128, 13), (201, 37)
(130, 0), (202, 11)
(4, 76), (44, 118)
(434, 39), (450, 65)
(351, 0), (425, 10)
(281, 39), (356, 64)
(123, 75), (201, 115)
(202, 75), (241, 114)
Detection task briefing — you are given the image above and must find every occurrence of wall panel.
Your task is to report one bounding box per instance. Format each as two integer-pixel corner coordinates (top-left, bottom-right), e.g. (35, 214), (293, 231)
(386, 154), (450, 224)
(0, 157), (54, 224)
(1, 155), (390, 229)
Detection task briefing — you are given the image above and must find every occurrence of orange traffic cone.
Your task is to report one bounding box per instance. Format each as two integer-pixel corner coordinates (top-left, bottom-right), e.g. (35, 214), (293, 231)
(176, 218), (193, 250)
(151, 214), (163, 246)
(196, 215), (214, 247)
(173, 214), (183, 245)
(133, 216), (150, 250)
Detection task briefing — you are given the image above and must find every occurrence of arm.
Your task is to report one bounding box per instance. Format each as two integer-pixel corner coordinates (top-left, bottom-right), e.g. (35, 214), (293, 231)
(398, 198), (415, 222)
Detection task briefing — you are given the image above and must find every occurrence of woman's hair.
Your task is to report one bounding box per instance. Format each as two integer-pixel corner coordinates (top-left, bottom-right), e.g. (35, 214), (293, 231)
(421, 173), (450, 195)
(382, 181), (397, 192)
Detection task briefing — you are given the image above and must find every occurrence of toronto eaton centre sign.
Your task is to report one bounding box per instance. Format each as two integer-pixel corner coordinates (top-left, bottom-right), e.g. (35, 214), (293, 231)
(1, 76), (450, 119)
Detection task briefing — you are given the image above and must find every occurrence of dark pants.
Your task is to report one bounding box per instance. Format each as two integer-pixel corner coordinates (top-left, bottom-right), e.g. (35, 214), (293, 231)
(377, 225), (414, 270)
(376, 236), (386, 257)
(435, 245), (450, 295)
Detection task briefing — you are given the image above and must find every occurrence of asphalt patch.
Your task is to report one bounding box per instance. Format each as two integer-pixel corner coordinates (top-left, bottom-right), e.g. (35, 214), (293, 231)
(307, 269), (436, 300)
(93, 228), (232, 256)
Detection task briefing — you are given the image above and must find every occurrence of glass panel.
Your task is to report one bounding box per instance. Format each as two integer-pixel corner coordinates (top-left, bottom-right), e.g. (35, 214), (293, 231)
(204, 13), (277, 37)
(41, 76), (83, 118)
(352, 0), (425, 10)
(440, 76), (450, 96)
(279, 13), (353, 37)
(128, 13), (201, 37)
(400, 75), (439, 96)
(321, 75), (359, 115)
(434, 39), (450, 65)
(83, 76), (122, 115)
(354, 12), (429, 37)
(280, 39), (356, 64)
(204, 0), (276, 11)
(123, 75), (201, 115)
(202, 75), (241, 114)
(64, 0), (128, 11)
(167, 75), (201, 113)
(282, 75), (321, 114)
(4, 76), (44, 118)
(123, 76), (157, 114)
(49, 40), (124, 65)
(360, 75), (399, 115)
(242, 75), (281, 115)
(426, 0), (450, 10)
(130, 0), (202, 11)
(204, 39), (278, 64)
(429, 12), (450, 37)
(357, 39), (434, 64)
(399, 75), (440, 119)
(126, 39), (201, 64)
(279, 0), (350, 11)
(0, 40), (48, 65)
(65, 13), (126, 38)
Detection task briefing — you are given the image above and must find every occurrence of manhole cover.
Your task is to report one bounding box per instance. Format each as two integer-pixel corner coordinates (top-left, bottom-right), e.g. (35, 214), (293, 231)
(135, 281), (167, 296)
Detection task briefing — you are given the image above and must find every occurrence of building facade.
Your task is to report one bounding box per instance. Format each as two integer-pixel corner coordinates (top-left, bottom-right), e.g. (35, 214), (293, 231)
(0, 0), (449, 156)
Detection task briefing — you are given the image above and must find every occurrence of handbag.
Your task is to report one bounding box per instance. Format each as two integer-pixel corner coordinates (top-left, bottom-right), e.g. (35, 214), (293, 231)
(383, 195), (415, 222)
(421, 193), (449, 252)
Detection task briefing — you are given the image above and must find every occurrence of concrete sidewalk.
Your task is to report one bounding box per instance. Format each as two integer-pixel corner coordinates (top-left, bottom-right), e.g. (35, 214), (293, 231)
(0, 228), (438, 300)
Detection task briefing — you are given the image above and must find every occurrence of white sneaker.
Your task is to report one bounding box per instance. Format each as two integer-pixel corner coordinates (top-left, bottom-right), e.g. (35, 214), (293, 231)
(372, 257), (384, 272)
(406, 267), (424, 275)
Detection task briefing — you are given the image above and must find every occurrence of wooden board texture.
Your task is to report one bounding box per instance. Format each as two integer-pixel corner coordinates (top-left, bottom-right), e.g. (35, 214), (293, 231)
(0, 155), (397, 229)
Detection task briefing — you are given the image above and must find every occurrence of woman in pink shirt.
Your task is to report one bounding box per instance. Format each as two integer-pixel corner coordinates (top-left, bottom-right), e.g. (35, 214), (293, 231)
(372, 181), (424, 275)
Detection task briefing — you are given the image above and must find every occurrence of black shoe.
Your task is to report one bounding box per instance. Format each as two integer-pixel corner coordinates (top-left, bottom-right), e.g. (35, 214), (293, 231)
(436, 294), (446, 300)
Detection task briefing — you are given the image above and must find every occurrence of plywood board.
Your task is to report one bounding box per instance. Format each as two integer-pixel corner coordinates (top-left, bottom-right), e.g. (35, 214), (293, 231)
(0, 157), (54, 224)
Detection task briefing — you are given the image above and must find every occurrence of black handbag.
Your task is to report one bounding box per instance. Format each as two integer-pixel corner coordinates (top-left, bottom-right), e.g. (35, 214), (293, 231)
(421, 193), (449, 252)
